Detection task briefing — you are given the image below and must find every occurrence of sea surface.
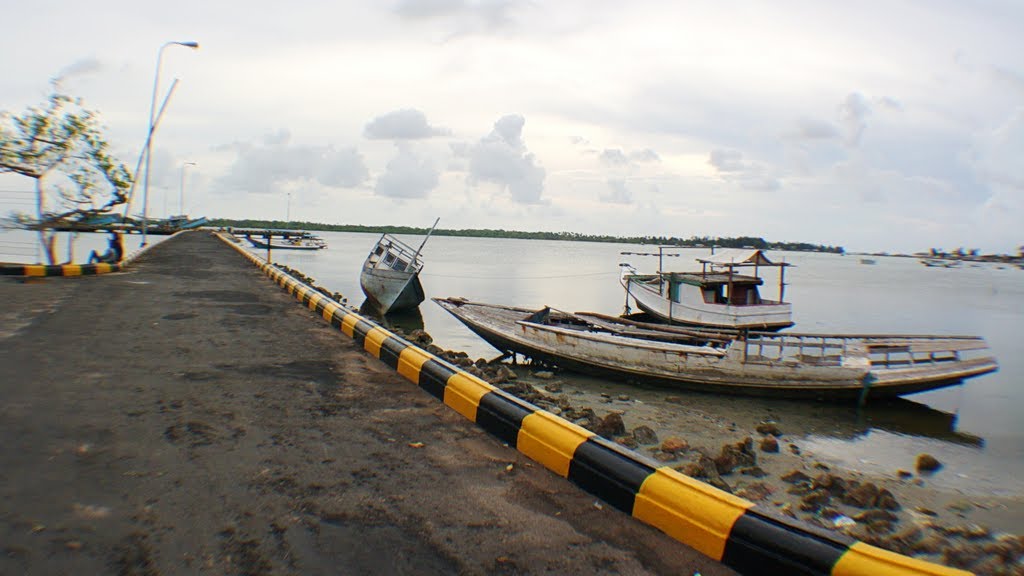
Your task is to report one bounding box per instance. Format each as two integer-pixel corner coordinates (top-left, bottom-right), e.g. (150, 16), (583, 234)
(256, 230), (1024, 499)
(3, 228), (1022, 499)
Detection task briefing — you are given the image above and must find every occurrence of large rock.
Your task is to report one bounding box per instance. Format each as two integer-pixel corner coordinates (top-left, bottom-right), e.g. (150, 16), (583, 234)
(714, 437), (756, 475)
(781, 470), (811, 484)
(842, 481), (881, 509)
(916, 453), (942, 472)
(755, 421), (782, 437)
(759, 436), (779, 453)
(736, 482), (774, 502)
(811, 473), (847, 497)
(632, 425), (659, 445)
(594, 413), (626, 438)
(660, 436), (688, 453)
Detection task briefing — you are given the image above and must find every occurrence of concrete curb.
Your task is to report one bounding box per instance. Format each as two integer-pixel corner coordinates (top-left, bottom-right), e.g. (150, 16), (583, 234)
(217, 232), (971, 576)
(0, 231), (183, 277)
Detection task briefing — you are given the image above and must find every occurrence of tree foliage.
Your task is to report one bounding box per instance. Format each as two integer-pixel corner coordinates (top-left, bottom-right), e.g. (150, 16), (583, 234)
(0, 82), (132, 263)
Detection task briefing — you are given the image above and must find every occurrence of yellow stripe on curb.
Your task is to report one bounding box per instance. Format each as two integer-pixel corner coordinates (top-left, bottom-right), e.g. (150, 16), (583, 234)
(364, 327), (390, 358)
(63, 265), (83, 276)
(306, 291), (323, 311)
(633, 467), (752, 561)
(444, 372), (494, 421)
(397, 346), (433, 384)
(340, 313), (359, 337)
(832, 543), (972, 576)
(24, 265), (46, 277)
(322, 301), (340, 323)
(517, 411), (593, 477)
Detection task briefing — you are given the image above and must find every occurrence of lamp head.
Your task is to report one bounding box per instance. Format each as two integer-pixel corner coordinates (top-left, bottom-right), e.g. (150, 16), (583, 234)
(178, 41), (200, 49)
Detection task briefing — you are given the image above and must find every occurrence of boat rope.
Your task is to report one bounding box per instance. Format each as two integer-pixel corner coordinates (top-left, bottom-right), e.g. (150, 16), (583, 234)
(421, 271), (618, 280)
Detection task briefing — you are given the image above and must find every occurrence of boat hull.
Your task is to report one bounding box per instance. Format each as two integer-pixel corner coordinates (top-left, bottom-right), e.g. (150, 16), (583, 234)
(435, 299), (998, 402)
(244, 237), (325, 250)
(360, 268), (425, 314)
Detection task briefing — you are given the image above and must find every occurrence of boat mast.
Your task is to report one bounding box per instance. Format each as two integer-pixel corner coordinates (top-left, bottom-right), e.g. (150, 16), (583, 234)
(413, 217), (441, 258)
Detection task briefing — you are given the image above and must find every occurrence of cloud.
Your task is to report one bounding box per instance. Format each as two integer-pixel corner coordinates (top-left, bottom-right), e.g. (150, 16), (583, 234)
(599, 148), (629, 166)
(54, 58), (102, 83)
(374, 143), (440, 198)
(465, 114), (546, 204)
(600, 179), (632, 204)
(630, 148), (660, 163)
(363, 109), (451, 140)
(792, 118), (841, 140)
(839, 92), (871, 146)
(217, 130), (368, 194)
(708, 149), (780, 190)
(393, 0), (517, 33)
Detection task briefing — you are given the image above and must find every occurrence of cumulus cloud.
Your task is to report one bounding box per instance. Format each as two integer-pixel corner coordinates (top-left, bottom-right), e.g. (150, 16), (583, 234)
(630, 148), (660, 163)
(217, 130), (368, 193)
(792, 118), (841, 140)
(708, 149), (779, 191)
(839, 92), (871, 146)
(599, 148), (629, 166)
(375, 143), (440, 198)
(600, 179), (632, 204)
(465, 114), (546, 204)
(363, 109), (450, 140)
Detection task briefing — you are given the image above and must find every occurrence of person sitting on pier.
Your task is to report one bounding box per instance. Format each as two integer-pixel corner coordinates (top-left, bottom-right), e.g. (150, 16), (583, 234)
(87, 231), (124, 264)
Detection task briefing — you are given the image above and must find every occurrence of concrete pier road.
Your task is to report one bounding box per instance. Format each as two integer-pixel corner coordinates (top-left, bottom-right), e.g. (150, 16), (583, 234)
(0, 232), (734, 575)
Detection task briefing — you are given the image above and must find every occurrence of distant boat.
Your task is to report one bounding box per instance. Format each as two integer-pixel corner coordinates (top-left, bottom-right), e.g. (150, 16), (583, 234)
(920, 258), (961, 268)
(621, 248), (794, 331)
(359, 218), (439, 314)
(435, 297), (999, 402)
(859, 258), (877, 265)
(244, 232), (326, 251)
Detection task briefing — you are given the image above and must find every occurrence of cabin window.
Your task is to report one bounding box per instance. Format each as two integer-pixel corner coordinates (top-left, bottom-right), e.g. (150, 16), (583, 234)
(394, 258), (409, 272)
(702, 286), (724, 304)
(383, 254), (396, 266)
(374, 246), (385, 256)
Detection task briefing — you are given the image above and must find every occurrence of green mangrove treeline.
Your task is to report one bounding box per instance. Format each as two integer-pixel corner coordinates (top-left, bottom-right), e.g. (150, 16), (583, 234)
(209, 219), (844, 254)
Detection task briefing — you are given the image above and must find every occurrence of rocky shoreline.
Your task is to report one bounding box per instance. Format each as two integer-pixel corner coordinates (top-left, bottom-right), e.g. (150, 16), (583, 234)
(400, 328), (1023, 576)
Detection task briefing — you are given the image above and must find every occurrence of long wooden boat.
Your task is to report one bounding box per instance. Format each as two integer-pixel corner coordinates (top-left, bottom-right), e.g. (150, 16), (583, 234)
(359, 219), (438, 314)
(244, 232), (326, 251)
(621, 248), (794, 331)
(434, 297), (999, 402)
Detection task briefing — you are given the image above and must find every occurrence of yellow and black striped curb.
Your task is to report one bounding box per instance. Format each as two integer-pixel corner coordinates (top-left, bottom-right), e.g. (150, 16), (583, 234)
(216, 232), (970, 576)
(0, 231), (181, 277)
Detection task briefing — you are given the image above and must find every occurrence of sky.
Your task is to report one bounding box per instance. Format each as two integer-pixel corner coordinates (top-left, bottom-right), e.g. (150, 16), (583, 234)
(1, 0), (1022, 253)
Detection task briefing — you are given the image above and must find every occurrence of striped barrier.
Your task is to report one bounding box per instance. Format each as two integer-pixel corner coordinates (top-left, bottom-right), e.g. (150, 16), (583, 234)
(217, 232), (971, 576)
(0, 232), (177, 277)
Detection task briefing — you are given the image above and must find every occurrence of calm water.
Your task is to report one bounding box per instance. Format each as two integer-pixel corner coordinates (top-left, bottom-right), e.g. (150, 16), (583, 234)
(258, 231), (1024, 498)
(3, 229), (1021, 497)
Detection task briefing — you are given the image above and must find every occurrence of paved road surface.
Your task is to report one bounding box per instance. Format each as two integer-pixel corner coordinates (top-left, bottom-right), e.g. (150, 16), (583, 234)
(0, 232), (735, 575)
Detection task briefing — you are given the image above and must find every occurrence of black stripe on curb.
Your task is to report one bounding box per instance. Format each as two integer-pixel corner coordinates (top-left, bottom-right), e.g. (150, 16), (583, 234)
(214, 232), (973, 576)
(722, 509), (852, 576)
(570, 437), (656, 514)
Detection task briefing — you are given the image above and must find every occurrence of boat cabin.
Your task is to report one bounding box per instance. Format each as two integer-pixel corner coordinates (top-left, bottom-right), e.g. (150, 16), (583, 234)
(664, 272), (767, 306)
(365, 234), (424, 275)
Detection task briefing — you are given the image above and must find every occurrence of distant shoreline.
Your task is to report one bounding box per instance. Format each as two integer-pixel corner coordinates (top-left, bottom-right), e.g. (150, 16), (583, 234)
(208, 218), (846, 254)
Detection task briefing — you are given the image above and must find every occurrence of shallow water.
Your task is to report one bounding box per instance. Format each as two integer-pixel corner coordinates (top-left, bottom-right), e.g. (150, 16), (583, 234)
(255, 230), (1024, 499)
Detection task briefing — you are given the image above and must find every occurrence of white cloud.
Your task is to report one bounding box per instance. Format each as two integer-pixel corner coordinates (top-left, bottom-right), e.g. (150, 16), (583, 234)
(363, 109), (450, 140)
(599, 148), (629, 166)
(374, 143), (440, 198)
(465, 114), (546, 204)
(600, 179), (632, 204)
(216, 130), (367, 194)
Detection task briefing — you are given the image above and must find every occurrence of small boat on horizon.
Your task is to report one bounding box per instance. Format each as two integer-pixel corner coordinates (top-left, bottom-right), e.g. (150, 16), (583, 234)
(359, 218), (439, 314)
(434, 297), (999, 402)
(621, 248), (794, 331)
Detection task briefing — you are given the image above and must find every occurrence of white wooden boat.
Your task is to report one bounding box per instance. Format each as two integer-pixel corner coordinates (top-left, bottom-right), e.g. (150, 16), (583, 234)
(434, 297), (999, 402)
(359, 219), (438, 314)
(622, 248), (793, 331)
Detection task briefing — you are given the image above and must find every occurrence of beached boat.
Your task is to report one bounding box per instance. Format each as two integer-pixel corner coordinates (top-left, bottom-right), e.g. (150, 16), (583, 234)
(244, 232), (327, 251)
(919, 258), (961, 268)
(434, 297), (999, 401)
(359, 219), (439, 314)
(621, 248), (794, 331)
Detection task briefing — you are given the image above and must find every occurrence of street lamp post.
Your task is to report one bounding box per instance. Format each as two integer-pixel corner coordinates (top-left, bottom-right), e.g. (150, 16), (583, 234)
(142, 40), (199, 246)
(179, 161), (196, 215)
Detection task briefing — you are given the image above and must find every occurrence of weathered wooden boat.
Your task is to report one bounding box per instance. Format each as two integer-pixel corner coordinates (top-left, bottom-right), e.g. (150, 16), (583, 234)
(244, 232), (327, 251)
(920, 258), (961, 268)
(621, 248), (794, 331)
(359, 218), (439, 314)
(434, 297), (999, 401)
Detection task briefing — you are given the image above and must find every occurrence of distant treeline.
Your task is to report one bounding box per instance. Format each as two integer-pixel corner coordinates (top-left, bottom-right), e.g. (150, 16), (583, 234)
(209, 219), (845, 254)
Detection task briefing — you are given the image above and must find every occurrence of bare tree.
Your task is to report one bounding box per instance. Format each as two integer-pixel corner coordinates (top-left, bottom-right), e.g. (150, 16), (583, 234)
(1, 81), (131, 264)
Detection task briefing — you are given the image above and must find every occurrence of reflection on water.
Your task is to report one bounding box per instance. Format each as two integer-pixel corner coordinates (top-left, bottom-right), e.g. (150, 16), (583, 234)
(358, 299), (425, 334)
